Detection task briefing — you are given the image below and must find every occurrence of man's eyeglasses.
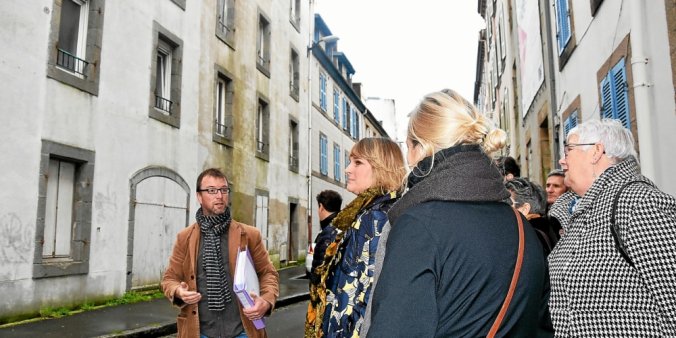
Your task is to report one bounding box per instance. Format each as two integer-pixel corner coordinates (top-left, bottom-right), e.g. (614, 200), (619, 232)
(563, 143), (596, 157)
(198, 187), (231, 195)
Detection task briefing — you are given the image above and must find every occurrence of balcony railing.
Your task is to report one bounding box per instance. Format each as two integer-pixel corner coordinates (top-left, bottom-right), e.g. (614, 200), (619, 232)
(155, 95), (173, 113)
(214, 119), (233, 139)
(256, 141), (267, 153)
(257, 54), (269, 68)
(289, 81), (299, 96)
(289, 155), (299, 168)
(57, 49), (89, 76)
(218, 20), (232, 35)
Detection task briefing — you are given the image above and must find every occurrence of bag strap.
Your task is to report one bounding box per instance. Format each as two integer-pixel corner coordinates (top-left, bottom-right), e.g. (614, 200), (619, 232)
(487, 207), (525, 338)
(610, 180), (653, 267)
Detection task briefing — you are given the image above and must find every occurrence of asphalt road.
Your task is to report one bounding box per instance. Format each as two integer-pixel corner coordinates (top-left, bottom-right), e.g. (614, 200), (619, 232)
(160, 300), (307, 338)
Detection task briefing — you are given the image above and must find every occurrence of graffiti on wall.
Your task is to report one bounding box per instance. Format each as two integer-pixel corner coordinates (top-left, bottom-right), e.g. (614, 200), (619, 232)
(0, 213), (33, 264)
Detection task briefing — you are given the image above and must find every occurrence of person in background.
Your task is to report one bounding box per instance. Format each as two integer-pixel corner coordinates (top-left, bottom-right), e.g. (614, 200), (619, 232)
(549, 119), (676, 336)
(505, 177), (559, 255)
(161, 168), (279, 338)
(309, 190), (343, 286)
(305, 138), (406, 338)
(367, 89), (552, 337)
(496, 155), (521, 181)
(545, 169), (568, 208)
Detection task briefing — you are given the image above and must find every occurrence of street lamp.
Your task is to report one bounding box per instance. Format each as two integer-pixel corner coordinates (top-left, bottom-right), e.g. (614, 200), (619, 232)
(307, 35), (340, 55)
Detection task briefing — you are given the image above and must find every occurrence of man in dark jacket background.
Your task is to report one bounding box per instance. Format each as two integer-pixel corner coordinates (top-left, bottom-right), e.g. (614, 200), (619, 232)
(310, 190), (342, 285)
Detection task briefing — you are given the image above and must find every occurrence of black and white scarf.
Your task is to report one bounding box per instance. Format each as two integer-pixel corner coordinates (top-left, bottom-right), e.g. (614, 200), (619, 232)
(196, 207), (232, 311)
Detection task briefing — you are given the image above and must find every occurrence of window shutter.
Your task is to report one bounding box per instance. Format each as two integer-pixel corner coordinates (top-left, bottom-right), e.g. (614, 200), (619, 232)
(556, 0), (571, 53)
(611, 60), (630, 129)
(600, 73), (613, 119)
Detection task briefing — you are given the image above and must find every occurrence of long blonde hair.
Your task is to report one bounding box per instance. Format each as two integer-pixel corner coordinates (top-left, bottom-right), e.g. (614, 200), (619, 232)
(407, 89), (506, 163)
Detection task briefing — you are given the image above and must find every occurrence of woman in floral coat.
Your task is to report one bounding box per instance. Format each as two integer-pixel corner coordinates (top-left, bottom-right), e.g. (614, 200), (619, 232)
(305, 138), (406, 338)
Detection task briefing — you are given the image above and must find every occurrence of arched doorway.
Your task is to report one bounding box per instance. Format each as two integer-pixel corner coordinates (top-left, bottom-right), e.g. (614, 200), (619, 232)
(127, 166), (190, 290)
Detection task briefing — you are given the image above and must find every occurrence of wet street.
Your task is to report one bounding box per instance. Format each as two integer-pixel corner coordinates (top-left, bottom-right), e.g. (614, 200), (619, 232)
(160, 301), (307, 338)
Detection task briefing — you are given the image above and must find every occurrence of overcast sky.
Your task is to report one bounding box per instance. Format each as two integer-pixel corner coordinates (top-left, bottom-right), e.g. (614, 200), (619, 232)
(314, 0), (485, 140)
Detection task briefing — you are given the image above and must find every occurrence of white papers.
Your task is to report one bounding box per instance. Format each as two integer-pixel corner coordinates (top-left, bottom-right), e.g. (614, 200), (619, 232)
(233, 247), (265, 329)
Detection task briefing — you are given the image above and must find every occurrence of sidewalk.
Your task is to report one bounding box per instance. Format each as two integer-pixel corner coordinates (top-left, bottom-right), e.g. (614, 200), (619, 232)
(0, 265), (309, 338)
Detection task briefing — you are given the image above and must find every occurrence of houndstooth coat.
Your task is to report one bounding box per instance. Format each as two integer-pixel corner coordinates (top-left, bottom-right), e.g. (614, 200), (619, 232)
(548, 157), (676, 337)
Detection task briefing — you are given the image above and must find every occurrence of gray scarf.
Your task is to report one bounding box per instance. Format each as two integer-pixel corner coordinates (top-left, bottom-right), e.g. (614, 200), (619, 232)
(388, 144), (510, 225)
(196, 207), (232, 311)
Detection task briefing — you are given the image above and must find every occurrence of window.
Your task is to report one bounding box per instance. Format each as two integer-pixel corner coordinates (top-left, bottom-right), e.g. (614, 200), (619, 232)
(333, 90), (341, 123)
(155, 40), (173, 113)
(555, 0), (572, 54)
(47, 0), (105, 95)
(342, 98), (349, 130)
(256, 12), (271, 76)
(216, 0), (235, 47)
(34, 140), (95, 278)
(344, 150), (349, 182)
(600, 58), (630, 129)
(256, 98), (270, 159)
(333, 143), (341, 181)
(350, 108), (360, 139)
(289, 48), (300, 100)
(57, 0), (89, 76)
(320, 134), (328, 176)
(255, 190), (269, 244)
(289, 0), (301, 30)
(289, 119), (299, 172)
(214, 68), (234, 144)
(149, 22), (183, 128)
(319, 73), (327, 111)
(563, 110), (579, 137)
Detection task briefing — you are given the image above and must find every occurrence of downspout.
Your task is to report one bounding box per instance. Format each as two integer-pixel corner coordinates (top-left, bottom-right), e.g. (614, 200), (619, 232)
(542, 0), (559, 165)
(306, 1), (315, 246)
(628, 1), (655, 178)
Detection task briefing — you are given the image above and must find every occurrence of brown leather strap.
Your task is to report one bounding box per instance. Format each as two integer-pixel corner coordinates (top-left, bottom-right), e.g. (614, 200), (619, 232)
(487, 207), (525, 338)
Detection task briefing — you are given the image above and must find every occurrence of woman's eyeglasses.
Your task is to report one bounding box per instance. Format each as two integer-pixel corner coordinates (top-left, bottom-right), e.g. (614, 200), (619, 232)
(563, 143), (596, 157)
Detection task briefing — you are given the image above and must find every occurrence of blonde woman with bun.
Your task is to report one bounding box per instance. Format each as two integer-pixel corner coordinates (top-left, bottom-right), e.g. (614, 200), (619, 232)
(365, 89), (553, 338)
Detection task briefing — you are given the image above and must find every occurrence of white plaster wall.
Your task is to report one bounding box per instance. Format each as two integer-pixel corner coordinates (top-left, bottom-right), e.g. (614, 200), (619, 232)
(552, 0), (676, 195)
(0, 0), (204, 316)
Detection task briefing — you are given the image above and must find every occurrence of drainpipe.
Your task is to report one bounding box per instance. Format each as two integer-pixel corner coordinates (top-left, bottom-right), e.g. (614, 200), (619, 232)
(306, 1), (315, 246)
(628, 1), (655, 179)
(542, 0), (559, 165)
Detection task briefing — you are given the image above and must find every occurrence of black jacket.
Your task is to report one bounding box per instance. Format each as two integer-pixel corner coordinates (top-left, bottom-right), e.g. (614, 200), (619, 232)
(368, 145), (553, 338)
(310, 212), (337, 285)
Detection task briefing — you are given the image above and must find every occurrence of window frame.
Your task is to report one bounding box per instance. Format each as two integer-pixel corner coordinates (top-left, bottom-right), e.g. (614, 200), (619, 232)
(600, 58), (631, 129)
(34, 140), (95, 279)
(149, 22), (183, 128)
(554, 0), (576, 69)
(213, 65), (235, 146)
(46, 0), (105, 96)
(333, 143), (341, 182)
(256, 10), (271, 77)
(289, 118), (299, 172)
(256, 95), (270, 161)
(319, 133), (328, 176)
(319, 72), (327, 111)
(215, 0), (236, 48)
(289, 47), (300, 101)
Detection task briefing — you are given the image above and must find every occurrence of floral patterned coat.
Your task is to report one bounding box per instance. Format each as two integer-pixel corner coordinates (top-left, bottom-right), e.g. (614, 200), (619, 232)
(305, 190), (398, 338)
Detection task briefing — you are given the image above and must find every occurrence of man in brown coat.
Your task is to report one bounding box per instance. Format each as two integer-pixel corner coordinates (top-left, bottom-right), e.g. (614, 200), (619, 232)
(162, 168), (279, 338)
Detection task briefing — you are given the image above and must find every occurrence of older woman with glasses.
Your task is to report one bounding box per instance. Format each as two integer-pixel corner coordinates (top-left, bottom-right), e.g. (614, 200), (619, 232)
(549, 118), (676, 336)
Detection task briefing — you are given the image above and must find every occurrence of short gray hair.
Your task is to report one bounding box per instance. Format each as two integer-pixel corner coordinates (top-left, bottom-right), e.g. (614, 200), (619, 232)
(567, 118), (637, 163)
(505, 177), (547, 216)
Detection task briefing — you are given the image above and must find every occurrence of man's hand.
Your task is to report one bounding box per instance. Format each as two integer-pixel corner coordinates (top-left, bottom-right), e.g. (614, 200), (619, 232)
(242, 293), (271, 321)
(175, 282), (201, 304)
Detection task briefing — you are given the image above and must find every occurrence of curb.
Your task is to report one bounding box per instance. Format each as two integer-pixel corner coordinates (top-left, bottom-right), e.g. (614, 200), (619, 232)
(105, 293), (309, 337)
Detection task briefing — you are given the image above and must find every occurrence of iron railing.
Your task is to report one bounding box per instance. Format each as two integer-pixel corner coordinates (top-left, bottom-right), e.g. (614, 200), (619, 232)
(57, 49), (89, 76)
(155, 95), (173, 113)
